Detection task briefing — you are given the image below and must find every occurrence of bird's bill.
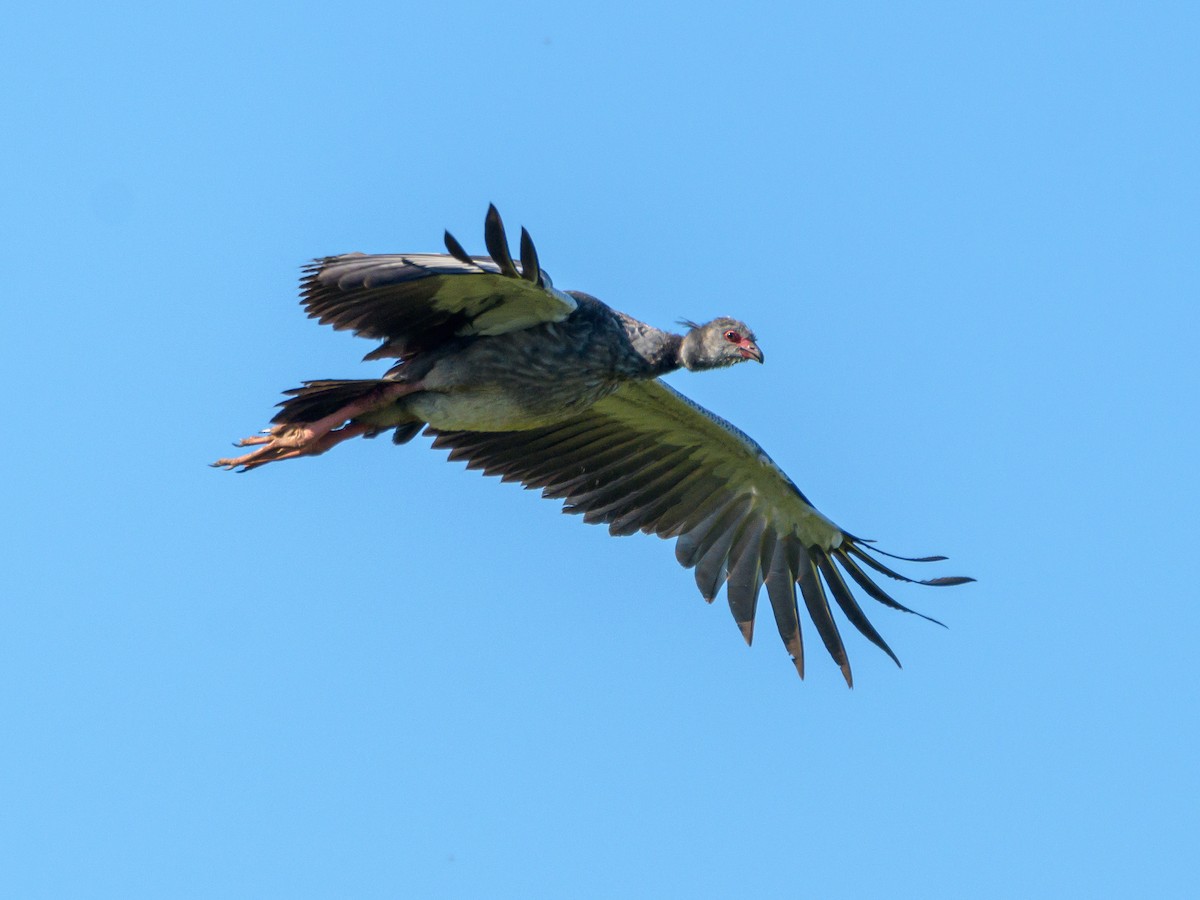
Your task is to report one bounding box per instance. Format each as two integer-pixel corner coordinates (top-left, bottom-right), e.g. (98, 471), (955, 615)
(737, 340), (764, 363)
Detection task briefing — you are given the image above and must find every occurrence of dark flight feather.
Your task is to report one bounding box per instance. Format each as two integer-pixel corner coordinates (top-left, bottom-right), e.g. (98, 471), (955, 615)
(443, 230), (474, 266)
(519, 227), (541, 285)
(483, 204), (520, 278)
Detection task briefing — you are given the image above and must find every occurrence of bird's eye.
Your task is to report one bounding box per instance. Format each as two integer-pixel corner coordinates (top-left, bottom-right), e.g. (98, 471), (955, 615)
(724, 330), (742, 343)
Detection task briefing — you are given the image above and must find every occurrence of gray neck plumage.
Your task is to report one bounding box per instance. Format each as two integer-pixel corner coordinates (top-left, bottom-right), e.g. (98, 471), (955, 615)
(633, 331), (681, 376)
(611, 307), (685, 376)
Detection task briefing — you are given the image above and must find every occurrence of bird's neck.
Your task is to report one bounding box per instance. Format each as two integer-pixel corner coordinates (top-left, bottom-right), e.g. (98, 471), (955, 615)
(648, 331), (685, 376)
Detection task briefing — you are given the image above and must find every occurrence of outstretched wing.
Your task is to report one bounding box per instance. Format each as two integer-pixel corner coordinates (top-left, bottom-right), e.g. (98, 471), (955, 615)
(301, 205), (577, 359)
(428, 379), (971, 685)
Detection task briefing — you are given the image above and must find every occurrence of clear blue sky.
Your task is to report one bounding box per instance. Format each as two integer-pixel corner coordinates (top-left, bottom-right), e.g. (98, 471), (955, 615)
(3, 2), (1197, 897)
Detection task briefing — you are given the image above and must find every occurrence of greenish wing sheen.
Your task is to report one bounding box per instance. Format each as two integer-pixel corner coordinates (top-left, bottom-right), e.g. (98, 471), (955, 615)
(428, 379), (972, 686)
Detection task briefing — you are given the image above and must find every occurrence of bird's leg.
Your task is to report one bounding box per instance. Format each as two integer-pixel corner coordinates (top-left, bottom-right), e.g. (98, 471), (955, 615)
(218, 421), (374, 471)
(213, 381), (421, 471)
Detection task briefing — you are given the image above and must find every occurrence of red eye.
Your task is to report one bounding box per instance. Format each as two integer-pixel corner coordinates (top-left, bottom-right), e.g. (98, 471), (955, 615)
(724, 330), (742, 343)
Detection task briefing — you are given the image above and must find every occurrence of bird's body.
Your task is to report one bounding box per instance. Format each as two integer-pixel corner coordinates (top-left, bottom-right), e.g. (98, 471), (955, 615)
(375, 294), (672, 432)
(215, 206), (971, 684)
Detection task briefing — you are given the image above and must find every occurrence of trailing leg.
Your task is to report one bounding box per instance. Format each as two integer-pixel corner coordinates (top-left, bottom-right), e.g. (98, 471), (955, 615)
(212, 379), (422, 471)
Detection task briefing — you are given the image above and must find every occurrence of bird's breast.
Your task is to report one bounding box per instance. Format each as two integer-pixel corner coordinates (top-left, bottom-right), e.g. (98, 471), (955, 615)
(408, 315), (636, 430)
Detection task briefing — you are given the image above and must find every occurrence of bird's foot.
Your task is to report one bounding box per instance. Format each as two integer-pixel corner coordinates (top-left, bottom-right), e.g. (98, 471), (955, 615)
(212, 421), (370, 472)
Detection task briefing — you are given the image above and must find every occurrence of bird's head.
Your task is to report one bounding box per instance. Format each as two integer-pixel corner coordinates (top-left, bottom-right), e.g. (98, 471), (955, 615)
(678, 317), (764, 371)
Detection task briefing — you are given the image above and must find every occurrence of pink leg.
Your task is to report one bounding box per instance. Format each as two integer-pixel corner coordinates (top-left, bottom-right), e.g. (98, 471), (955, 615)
(213, 381), (420, 471)
(216, 421), (373, 471)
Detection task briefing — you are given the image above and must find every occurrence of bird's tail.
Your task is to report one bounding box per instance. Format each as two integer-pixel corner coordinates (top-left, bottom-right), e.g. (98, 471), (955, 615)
(272, 379), (424, 444)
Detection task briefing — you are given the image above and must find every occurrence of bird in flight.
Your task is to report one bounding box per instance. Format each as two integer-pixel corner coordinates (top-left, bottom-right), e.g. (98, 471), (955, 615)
(215, 205), (971, 685)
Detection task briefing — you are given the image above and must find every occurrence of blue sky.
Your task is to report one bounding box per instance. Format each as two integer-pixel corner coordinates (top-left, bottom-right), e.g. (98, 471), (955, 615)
(3, 1), (1197, 897)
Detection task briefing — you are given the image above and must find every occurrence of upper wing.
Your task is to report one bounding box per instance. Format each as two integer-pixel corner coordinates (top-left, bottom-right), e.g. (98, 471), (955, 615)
(301, 205), (578, 359)
(428, 379), (971, 685)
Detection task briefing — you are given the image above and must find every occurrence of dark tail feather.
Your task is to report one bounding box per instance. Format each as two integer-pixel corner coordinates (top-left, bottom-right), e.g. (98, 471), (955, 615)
(391, 422), (422, 444)
(271, 379), (393, 424)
